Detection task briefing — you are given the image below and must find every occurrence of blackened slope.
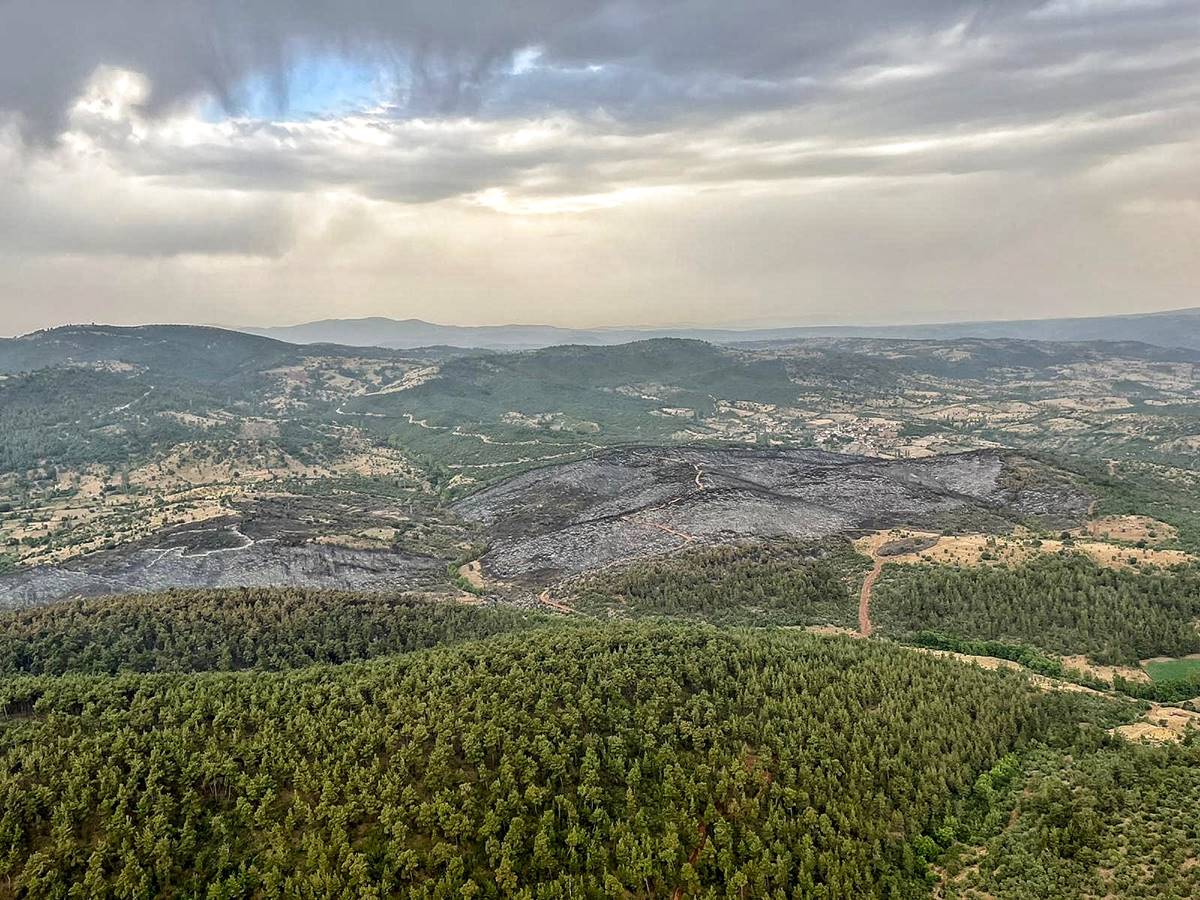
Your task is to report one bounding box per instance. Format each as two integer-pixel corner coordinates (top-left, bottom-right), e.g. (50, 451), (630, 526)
(455, 447), (1090, 579)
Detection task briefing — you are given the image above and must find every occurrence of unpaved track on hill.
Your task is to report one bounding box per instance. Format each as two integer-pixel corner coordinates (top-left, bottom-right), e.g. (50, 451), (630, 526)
(537, 589), (576, 614)
(858, 560), (882, 637)
(625, 460), (706, 547)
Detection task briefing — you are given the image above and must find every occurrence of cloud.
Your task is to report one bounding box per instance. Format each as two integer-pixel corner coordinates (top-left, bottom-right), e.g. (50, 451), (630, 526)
(0, 1), (588, 141)
(0, 119), (299, 258)
(7, 1), (1188, 138)
(0, 1), (1196, 330)
(1, 2), (1195, 190)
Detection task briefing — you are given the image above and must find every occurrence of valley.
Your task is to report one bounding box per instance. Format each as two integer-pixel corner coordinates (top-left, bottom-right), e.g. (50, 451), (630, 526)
(2, 324), (1200, 898)
(4, 3), (1197, 892)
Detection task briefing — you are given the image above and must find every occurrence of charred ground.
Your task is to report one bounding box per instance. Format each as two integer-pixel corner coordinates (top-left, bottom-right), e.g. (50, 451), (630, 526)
(454, 446), (1090, 582)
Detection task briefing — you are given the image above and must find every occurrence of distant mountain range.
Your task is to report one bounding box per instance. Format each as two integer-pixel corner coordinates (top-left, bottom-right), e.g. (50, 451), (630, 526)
(0, 324), (341, 378)
(247, 307), (1200, 351)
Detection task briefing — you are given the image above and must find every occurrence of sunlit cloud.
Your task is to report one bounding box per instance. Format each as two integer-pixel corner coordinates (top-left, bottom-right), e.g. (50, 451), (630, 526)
(0, 1), (1196, 334)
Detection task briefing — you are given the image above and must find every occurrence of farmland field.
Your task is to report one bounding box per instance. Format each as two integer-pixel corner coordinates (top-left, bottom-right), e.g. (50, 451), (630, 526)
(1143, 655), (1200, 683)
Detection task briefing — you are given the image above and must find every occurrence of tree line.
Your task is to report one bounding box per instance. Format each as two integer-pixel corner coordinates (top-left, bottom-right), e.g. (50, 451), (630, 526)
(0, 622), (1084, 897)
(871, 555), (1200, 664)
(0, 589), (551, 676)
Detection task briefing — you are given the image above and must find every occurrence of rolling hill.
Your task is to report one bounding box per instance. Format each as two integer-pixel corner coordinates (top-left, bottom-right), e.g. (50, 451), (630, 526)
(1, 322), (1198, 898)
(0, 617), (1113, 897)
(0, 324), (304, 378)
(246, 306), (1200, 352)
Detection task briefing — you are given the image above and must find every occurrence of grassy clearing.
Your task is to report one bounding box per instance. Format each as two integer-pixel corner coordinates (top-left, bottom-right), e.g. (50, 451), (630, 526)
(1143, 655), (1200, 683)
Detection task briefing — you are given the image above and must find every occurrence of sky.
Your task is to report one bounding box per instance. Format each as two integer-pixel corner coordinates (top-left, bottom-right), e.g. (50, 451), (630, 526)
(0, 1), (1197, 335)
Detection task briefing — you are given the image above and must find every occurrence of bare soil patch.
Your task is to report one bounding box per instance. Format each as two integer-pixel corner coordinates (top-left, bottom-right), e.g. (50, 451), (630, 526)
(854, 528), (1191, 571)
(1060, 654), (1150, 686)
(1079, 515), (1177, 546)
(1074, 540), (1190, 569)
(1113, 706), (1200, 743)
(457, 560), (486, 589)
(915, 647), (1025, 673)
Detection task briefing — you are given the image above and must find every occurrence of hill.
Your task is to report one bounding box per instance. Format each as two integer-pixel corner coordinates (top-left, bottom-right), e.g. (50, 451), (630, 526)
(344, 337), (800, 441)
(248, 317), (598, 351)
(3, 324), (1198, 605)
(0, 324), (307, 379)
(0, 618), (1113, 897)
(454, 446), (1089, 580)
(2, 321), (1198, 897)
(247, 307), (1200, 352)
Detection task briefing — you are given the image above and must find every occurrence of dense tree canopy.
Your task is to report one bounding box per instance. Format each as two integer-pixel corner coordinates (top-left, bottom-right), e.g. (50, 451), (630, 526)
(871, 555), (1200, 664)
(941, 737), (1200, 899)
(0, 623), (1082, 898)
(0, 589), (550, 676)
(573, 541), (868, 628)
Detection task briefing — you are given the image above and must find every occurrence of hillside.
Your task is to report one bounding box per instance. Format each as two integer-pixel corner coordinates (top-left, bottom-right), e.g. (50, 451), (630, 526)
(454, 447), (1088, 580)
(342, 336), (1200, 484)
(871, 554), (1200, 665)
(344, 338), (801, 451)
(4, 324), (1200, 604)
(0, 589), (552, 675)
(0, 324), (307, 378)
(0, 618), (1118, 897)
(248, 307), (1200, 352)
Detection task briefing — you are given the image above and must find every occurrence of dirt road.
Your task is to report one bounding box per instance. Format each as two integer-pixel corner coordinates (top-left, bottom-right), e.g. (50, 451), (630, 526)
(537, 589), (575, 615)
(858, 560), (882, 637)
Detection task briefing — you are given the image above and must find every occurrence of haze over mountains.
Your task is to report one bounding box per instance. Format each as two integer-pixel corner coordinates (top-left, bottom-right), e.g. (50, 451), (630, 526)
(248, 306), (1200, 352)
(6, 317), (1200, 898)
(5, 0), (1200, 894)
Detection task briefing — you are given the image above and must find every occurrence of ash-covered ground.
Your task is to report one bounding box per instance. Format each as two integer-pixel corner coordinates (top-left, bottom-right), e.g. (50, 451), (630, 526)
(454, 446), (1090, 581)
(2, 445), (1091, 607)
(0, 491), (457, 609)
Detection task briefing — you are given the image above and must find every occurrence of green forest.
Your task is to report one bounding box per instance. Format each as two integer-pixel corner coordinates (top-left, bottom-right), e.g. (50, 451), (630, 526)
(0, 589), (551, 676)
(572, 541), (869, 627)
(940, 736), (1200, 899)
(870, 554), (1200, 664)
(0, 618), (1125, 898)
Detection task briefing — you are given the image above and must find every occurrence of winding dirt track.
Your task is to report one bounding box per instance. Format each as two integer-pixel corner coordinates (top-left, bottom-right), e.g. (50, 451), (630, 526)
(537, 589), (575, 615)
(858, 561), (882, 637)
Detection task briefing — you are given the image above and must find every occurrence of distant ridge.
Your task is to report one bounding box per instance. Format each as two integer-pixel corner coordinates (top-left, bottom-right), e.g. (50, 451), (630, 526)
(246, 307), (1200, 352)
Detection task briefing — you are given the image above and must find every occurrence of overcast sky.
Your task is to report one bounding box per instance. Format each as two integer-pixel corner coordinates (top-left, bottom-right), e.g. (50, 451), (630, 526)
(0, 1), (1196, 335)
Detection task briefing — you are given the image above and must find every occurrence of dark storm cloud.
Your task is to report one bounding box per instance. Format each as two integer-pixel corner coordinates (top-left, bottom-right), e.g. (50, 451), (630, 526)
(0, 0), (1197, 330)
(3, 0), (1182, 209)
(0, 0), (1069, 139)
(0, 0), (588, 139)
